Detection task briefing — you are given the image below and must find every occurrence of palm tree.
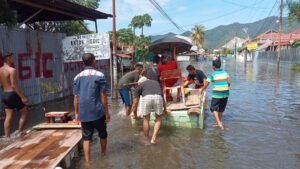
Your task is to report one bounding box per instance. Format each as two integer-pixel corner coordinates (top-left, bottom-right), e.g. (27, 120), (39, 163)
(129, 14), (152, 36)
(191, 24), (205, 50)
(140, 14), (152, 35)
(129, 16), (140, 35)
(287, 0), (300, 24)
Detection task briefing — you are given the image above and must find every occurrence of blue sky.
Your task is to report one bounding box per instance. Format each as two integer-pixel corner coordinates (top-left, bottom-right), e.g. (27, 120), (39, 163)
(87, 0), (288, 36)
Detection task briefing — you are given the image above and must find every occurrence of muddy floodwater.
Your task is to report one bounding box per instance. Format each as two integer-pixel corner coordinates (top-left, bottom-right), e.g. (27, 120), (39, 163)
(2, 56), (300, 169)
(69, 57), (300, 169)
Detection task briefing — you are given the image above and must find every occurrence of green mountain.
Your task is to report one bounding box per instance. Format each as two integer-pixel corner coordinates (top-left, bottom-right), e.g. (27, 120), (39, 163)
(151, 16), (300, 49)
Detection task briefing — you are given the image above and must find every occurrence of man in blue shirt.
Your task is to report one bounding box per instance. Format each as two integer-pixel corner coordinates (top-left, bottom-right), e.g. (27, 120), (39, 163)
(73, 53), (110, 163)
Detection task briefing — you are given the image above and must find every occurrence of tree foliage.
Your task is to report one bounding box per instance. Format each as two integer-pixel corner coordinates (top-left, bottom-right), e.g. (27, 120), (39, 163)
(191, 24), (205, 49)
(287, 0), (300, 24)
(134, 36), (151, 62)
(0, 0), (17, 28)
(0, 0), (100, 35)
(116, 28), (135, 51)
(30, 0), (100, 35)
(129, 14), (152, 35)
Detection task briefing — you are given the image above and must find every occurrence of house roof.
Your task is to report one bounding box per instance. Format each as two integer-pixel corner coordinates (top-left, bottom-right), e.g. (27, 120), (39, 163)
(6, 0), (112, 23)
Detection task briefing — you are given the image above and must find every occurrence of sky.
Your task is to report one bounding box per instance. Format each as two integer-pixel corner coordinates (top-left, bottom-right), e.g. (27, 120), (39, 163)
(87, 0), (288, 36)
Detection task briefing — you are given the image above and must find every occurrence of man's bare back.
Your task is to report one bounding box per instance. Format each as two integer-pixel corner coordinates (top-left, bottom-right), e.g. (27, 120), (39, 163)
(0, 65), (15, 92)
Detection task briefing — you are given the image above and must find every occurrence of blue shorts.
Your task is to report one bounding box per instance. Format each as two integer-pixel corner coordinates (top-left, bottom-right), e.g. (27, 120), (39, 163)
(119, 88), (132, 106)
(210, 97), (228, 113)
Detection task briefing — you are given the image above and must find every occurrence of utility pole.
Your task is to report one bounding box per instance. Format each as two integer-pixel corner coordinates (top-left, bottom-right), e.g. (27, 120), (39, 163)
(234, 32), (237, 61)
(112, 0), (118, 99)
(277, 0), (283, 65)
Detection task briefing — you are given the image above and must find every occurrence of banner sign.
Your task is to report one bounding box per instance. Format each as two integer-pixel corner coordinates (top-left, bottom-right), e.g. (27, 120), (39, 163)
(247, 43), (258, 51)
(63, 33), (111, 61)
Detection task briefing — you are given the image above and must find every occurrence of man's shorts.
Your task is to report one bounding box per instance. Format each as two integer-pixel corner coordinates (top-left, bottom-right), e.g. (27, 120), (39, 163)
(119, 88), (132, 106)
(1, 91), (25, 110)
(210, 97), (228, 113)
(140, 94), (163, 116)
(81, 115), (107, 141)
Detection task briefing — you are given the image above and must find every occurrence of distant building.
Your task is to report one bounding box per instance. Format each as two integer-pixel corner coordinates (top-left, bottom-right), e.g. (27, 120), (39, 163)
(253, 28), (300, 51)
(221, 36), (247, 50)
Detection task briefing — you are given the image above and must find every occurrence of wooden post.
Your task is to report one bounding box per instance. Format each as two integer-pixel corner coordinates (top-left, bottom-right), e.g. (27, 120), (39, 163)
(112, 0), (118, 99)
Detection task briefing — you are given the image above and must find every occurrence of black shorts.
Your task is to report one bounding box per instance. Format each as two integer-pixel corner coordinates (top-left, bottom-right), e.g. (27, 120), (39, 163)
(1, 91), (25, 110)
(81, 115), (107, 141)
(210, 97), (228, 113)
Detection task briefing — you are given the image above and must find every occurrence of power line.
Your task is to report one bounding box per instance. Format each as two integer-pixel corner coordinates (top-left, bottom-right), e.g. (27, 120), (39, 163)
(154, 1), (259, 35)
(254, 0), (278, 37)
(221, 0), (267, 9)
(148, 0), (185, 33)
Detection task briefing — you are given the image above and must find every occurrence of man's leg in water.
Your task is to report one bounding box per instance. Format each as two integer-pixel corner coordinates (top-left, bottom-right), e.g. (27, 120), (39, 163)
(18, 107), (28, 133)
(218, 112), (223, 122)
(143, 114), (150, 137)
(4, 109), (14, 138)
(213, 111), (224, 130)
(125, 105), (131, 116)
(100, 138), (107, 155)
(83, 140), (91, 163)
(151, 114), (161, 144)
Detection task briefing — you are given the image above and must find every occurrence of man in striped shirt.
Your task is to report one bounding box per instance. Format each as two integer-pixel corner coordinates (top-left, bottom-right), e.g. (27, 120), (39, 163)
(202, 59), (230, 130)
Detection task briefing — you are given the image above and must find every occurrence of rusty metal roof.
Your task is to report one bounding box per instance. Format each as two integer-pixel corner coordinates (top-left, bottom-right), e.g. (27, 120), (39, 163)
(7, 0), (112, 23)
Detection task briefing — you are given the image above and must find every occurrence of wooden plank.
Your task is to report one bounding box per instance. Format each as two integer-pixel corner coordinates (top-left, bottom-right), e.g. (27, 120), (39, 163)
(33, 123), (81, 130)
(0, 129), (82, 169)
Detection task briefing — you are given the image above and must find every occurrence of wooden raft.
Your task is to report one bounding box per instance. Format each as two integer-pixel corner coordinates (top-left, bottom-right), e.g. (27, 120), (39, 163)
(0, 129), (81, 169)
(33, 123), (81, 130)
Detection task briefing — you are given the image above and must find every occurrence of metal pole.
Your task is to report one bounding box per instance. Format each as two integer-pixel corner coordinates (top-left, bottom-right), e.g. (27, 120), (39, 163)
(95, 20), (98, 33)
(112, 0), (118, 99)
(18, 9), (43, 27)
(277, 0), (283, 65)
(234, 33), (237, 61)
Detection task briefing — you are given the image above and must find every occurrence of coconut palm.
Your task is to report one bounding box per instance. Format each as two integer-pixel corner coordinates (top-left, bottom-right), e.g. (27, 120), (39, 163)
(191, 24), (205, 50)
(140, 14), (152, 35)
(129, 16), (140, 35)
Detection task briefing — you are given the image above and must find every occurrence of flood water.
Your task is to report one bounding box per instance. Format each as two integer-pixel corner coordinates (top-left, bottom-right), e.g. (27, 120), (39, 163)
(68, 57), (300, 169)
(2, 56), (299, 169)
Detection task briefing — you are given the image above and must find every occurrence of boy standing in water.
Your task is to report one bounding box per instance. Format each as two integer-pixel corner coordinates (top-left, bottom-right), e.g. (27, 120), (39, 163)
(202, 59), (230, 130)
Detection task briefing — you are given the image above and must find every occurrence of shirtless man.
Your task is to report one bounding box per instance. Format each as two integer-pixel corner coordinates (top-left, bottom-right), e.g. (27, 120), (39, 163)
(0, 53), (28, 138)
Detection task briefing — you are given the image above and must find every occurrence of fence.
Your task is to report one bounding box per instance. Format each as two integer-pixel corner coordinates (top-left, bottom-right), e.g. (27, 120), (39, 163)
(256, 47), (300, 63)
(0, 26), (111, 118)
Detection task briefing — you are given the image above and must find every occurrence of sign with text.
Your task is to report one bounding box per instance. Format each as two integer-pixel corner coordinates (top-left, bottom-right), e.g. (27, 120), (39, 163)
(246, 43), (258, 51)
(62, 33), (111, 61)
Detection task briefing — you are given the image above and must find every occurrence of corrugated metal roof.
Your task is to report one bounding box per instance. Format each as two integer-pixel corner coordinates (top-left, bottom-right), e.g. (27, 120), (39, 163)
(6, 0), (112, 23)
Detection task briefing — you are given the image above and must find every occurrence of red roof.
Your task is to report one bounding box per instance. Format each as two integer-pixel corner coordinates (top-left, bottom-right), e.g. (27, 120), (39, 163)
(256, 27), (300, 43)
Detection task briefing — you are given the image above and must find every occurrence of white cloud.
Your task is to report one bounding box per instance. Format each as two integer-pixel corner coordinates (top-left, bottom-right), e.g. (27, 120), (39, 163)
(98, 0), (171, 22)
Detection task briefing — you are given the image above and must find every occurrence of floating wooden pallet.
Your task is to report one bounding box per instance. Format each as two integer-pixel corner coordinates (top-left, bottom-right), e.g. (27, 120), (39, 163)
(33, 123), (81, 130)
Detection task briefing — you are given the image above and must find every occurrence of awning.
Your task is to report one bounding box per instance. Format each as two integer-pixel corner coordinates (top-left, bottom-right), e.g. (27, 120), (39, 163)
(6, 0), (112, 23)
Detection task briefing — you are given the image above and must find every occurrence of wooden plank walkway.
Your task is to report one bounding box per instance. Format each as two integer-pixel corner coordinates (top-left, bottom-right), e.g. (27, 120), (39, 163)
(0, 129), (82, 169)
